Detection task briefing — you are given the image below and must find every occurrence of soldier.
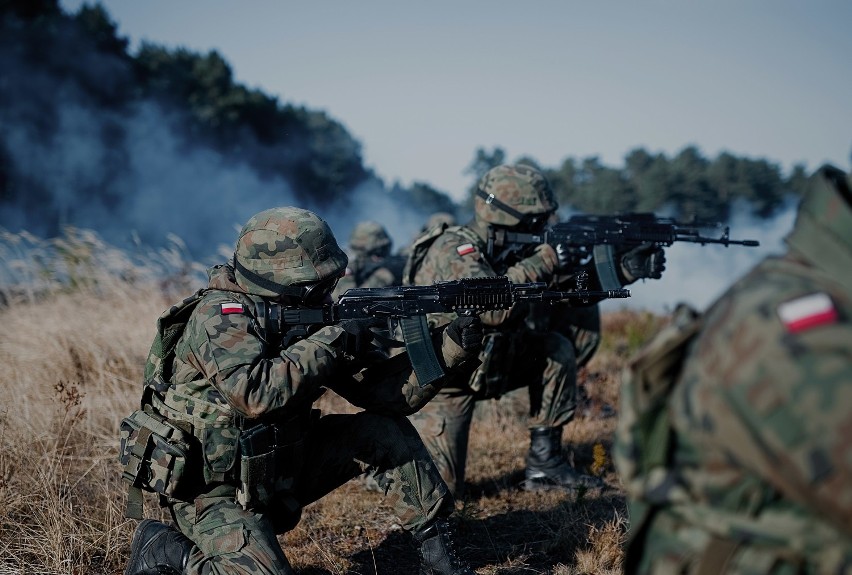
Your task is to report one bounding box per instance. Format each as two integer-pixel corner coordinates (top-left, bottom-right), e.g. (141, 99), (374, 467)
(333, 220), (406, 299)
(613, 165), (852, 573)
(120, 207), (484, 575)
(406, 164), (664, 496)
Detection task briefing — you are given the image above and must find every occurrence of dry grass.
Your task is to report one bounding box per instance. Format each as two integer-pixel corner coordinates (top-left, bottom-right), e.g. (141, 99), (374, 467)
(0, 229), (668, 574)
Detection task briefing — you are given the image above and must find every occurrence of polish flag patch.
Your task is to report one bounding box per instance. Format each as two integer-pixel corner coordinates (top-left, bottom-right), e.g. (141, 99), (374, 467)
(221, 303), (244, 315)
(777, 293), (837, 333)
(456, 243), (476, 256)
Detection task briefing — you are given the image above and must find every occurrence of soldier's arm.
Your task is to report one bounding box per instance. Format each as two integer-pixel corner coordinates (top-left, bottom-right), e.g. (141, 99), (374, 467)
(182, 295), (349, 419)
(677, 277), (852, 537)
(328, 327), (477, 415)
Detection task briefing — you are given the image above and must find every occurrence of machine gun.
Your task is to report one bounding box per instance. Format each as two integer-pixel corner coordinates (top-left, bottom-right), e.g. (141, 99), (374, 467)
(487, 212), (760, 290)
(253, 276), (630, 387)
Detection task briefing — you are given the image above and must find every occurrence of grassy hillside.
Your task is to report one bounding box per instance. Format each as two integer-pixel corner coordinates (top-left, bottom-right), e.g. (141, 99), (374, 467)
(0, 230), (667, 574)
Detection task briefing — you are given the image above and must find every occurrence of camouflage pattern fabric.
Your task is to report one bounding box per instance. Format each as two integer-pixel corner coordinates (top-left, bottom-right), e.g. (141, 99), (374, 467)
(132, 261), (475, 574)
(614, 166), (852, 574)
(474, 164), (557, 226)
(526, 301), (601, 368)
(173, 412), (448, 575)
(408, 220), (577, 496)
(233, 207), (348, 298)
(332, 221), (401, 300)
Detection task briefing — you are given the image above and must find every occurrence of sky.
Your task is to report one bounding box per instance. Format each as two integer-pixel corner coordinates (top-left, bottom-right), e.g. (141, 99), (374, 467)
(58, 0), (852, 201)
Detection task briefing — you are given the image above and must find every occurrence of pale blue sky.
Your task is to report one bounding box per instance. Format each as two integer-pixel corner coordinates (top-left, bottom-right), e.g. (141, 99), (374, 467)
(61, 1), (851, 201)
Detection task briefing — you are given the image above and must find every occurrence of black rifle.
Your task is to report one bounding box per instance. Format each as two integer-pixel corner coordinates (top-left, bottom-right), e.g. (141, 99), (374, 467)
(253, 276), (629, 387)
(487, 212), (760, 290)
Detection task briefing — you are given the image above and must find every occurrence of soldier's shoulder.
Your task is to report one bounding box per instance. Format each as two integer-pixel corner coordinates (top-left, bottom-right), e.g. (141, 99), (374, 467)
(190, 290), (254, 332)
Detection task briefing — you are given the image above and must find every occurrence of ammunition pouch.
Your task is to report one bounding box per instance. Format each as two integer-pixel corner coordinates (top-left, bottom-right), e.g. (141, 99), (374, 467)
(469, 331), (516, 399)
(235, 411), (314, 511)
(119, 408), (196, 519)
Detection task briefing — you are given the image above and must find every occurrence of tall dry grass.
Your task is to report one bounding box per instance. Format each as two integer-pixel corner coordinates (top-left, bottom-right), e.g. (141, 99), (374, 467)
(0, 228), (668, 574)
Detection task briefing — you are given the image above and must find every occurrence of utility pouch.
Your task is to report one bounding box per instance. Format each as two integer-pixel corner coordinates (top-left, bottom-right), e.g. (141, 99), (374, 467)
(235, 421), (305, 511)
(119, 408), (195, 519)
(469, 331), (515, 399)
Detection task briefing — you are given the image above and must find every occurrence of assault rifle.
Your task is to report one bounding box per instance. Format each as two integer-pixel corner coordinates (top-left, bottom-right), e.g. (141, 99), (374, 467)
(253, 276), (629, 387)
(487, 212), (760, 290)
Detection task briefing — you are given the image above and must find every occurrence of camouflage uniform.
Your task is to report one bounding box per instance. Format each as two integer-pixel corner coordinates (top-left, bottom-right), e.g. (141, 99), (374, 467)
(614, 166), (852, 574)
(333, 221), (405, 299)
(122, 208), (479, 575)
(407, 165), (600, 496)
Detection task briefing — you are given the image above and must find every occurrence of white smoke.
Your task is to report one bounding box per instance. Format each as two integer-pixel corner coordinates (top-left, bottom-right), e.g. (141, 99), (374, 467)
(601, 197), (799, 314)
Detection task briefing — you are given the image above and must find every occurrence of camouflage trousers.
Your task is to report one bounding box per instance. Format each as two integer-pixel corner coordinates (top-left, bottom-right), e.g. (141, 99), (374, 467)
(169, 411), (450, 575)
(526, 301), (601, 368)
(409, 329), (578, 497)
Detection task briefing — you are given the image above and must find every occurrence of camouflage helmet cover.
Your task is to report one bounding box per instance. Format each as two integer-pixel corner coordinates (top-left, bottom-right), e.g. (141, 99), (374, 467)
(474, 164), (557, 226)
(233, 207), (348, 297)
(349, 220), (392, 256)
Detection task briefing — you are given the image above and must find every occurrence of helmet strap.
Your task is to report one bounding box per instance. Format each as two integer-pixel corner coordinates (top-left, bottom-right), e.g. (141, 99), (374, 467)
(232, 256), (308, 298)
(475, 188), (529, 221)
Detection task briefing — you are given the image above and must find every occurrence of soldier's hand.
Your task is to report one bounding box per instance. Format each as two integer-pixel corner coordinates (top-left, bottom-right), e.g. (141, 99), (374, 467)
(338, 319), (376, 356)
(618, 243), (666, 284)
(445, 316), (483, 352)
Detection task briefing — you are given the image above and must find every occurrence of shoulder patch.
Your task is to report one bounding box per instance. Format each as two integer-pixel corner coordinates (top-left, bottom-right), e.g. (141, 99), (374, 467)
(777, 292), (837, 333)
(220, 303), (245, 315)
(456, 243), (476, 256)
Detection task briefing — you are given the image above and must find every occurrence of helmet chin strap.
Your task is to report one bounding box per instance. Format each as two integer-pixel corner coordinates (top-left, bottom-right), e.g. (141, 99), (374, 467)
(232, 256), (309, 298)
(475, 188), (528, 222)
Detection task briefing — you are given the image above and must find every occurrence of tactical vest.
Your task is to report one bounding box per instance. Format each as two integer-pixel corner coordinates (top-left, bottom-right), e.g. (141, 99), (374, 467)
(119, 289), (210, 518)
(119, 289), (306, 519)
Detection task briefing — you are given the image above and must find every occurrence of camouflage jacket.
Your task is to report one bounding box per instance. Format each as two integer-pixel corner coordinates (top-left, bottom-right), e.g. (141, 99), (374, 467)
(150, 264), (474, 486)
(619, 174), (852, 573)
(410, 221), (558, 330)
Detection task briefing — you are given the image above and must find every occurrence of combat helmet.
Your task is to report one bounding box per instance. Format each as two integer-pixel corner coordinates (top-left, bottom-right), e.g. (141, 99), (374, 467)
(233, 207), (348, 299)
(474, 164), (557, 229)
(349, 221), (392, 258)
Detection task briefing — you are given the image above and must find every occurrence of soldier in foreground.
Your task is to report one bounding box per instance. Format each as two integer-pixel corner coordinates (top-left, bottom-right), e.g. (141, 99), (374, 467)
(120, 207), (483, 575)
(405, 164), (664, 496)
(614, 165), (852, 573)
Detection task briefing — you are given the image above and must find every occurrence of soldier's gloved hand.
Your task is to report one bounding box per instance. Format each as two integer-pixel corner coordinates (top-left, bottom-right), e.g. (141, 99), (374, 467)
(445, 316), (483, 352)
(338, 319), (376, 357)
(618, 243), (666, 284)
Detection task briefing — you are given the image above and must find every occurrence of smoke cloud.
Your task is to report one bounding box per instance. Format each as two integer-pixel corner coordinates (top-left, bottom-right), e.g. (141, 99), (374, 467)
(602, 197), (799, 313)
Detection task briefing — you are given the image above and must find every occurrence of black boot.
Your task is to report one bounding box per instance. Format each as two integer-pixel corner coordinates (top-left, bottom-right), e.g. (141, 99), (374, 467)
(125, 519), (194, 575)
(413, 518), (474, 575)
(524, 426), (604, 491)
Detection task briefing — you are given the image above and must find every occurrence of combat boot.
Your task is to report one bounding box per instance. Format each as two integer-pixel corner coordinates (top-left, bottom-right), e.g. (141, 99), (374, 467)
(125, 519), (194, 575)
(413, 517), (474, 575)
(524, 426), (604, 491)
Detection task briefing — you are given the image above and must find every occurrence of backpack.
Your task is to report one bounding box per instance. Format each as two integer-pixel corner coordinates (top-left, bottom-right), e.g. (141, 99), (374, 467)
(403, 223), (483, 285)
(613, 303), (703, 567)
(143, 288), (210, 394)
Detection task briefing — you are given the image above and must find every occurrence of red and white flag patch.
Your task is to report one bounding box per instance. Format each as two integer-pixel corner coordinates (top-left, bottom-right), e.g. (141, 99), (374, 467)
(456, 243), (476, 256)
(777, 293), (837, 333)
(221, 303), (244, 315)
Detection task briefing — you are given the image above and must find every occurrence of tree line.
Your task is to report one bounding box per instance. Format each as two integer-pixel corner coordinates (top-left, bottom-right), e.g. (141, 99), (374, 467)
(1, 0), (813, 251)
